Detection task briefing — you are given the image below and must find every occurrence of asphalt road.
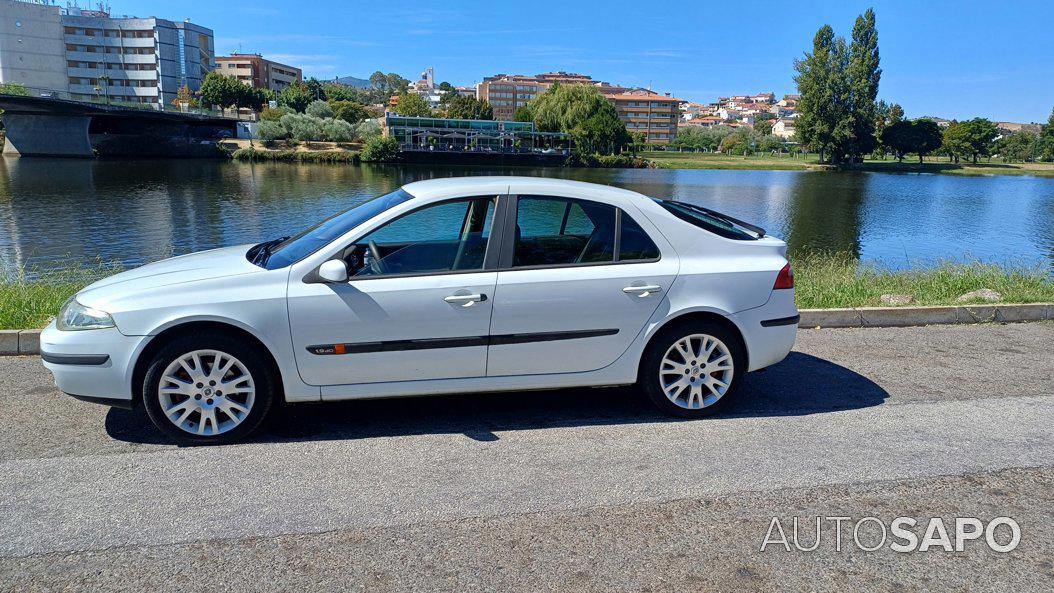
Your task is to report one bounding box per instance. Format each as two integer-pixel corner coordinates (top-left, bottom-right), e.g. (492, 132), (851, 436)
(1, 323), (1052, 592)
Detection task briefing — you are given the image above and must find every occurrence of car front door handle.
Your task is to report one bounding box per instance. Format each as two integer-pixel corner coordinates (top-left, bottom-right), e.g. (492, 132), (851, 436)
(444, 293), (487, 307)
(622, 285), (663, 297)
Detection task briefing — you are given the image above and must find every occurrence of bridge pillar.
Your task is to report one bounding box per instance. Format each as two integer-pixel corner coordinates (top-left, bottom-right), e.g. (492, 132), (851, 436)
(2, 114), (93, 157)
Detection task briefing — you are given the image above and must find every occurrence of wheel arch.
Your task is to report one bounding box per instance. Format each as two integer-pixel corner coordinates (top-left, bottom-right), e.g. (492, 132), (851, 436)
(130, 320), (284, 407)
(637, 309), (750, 381)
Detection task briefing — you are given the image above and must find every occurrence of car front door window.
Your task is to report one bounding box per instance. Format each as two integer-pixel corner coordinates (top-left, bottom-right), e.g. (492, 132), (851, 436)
(350, 197), (495, 277)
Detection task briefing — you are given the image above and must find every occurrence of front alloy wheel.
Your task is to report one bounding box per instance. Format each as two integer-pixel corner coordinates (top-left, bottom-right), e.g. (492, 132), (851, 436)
(158, 350), (256, 436)
(143, 332), (276, 445)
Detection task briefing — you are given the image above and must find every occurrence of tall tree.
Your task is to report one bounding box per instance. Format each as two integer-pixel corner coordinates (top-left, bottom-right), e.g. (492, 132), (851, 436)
(278, 81), (313, 113)
(941, 118), (998, 164)
(527, 84), (630, 155)
(444, 95), (493, 120)
(794, 25), (852, 163)
(1039, 108), (1054, 162)
(394, 92), (432, 117)
(848, 8), (881, 159)
(996, 130), (1039, 162)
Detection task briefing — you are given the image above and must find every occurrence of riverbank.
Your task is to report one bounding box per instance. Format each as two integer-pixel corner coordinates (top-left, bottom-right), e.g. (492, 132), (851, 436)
(642, 151), (1054, 177)
(3, 255), (1052, 330)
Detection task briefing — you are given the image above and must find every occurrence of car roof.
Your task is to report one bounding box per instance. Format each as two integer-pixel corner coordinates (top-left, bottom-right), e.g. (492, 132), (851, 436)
(401, 176), (652, 206)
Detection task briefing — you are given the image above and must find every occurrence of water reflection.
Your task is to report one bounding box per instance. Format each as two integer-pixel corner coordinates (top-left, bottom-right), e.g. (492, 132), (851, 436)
(1, 157), (1052, 275)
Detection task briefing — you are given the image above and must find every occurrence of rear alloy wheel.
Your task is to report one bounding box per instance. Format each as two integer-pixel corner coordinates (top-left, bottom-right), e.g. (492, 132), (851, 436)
(640, 321), (745, 417)
(143, 333), (276, 445)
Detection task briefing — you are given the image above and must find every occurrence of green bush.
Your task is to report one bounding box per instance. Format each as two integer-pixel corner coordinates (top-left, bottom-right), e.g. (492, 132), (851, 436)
(356, 119), (382, 139)
(280, 113), (324, 142)
(321, 118), (355, 142)
(257, 120), (288, 141)
(259, 106), (293, 122)
(360, 136), (400, 162)
(567, 153), (652, 168)
(305, 99), (334, 119)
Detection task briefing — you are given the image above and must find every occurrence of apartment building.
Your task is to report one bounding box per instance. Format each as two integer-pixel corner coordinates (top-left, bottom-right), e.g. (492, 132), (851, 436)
(0, 0), (214, 107)
(215, 53), (301, 92)
(476, 71), (681, 144)
(607, 88), (682, 144)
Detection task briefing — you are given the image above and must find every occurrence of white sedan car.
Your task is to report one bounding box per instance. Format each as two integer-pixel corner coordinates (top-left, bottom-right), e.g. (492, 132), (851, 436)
(42, 177), (798, 445)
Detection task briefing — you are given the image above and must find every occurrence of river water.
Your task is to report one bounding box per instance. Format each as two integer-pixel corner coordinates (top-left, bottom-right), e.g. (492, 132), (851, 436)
(1, 157), (1052, 275)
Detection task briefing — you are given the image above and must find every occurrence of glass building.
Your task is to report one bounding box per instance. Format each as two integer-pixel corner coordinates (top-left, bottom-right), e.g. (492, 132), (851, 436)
(384, 115), (570, 155)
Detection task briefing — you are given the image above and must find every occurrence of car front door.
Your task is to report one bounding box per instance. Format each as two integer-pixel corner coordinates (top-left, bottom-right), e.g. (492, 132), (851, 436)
(287, 196), (500, 386)
(486, 195), (679, 376)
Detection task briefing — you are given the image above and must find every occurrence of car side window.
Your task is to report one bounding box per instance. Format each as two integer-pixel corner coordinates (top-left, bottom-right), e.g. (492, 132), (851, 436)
(349, 197), (495, 277)
(618, 213), (661, 261)
(513, 196), (616, 267)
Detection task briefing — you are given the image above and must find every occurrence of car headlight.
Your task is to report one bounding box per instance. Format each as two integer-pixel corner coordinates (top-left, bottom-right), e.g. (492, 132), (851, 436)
(57, 298), (115, 331)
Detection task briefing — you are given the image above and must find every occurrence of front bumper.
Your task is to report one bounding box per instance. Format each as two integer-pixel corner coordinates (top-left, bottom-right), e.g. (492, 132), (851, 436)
(39, 320), (145, 403)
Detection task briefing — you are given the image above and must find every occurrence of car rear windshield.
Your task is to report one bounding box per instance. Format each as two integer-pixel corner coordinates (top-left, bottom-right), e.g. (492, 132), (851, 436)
(654, 199), (762, 241)
(263, 188), (414, 269)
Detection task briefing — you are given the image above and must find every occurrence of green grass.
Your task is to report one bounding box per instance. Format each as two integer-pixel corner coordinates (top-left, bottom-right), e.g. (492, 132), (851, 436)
(1, 254), (1051, 329)
(793, 251), (1054, 309)
(642, 151), (817, 170)
(230, 147), (360, 163)
(0, 263), (121, 330)
(642, 151), (1054, 177)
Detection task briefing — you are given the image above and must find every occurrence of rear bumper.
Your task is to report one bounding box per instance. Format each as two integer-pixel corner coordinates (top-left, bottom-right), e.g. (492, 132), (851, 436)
(731, 290), (798, 371)
(39, 320), (143, 403)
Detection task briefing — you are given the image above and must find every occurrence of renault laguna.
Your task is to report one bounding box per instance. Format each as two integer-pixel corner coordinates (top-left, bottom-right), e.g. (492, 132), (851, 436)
(41, 177), (798, 445)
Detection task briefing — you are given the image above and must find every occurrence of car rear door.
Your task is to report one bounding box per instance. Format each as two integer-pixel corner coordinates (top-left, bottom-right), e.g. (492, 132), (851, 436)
(486, 194), (678, 376)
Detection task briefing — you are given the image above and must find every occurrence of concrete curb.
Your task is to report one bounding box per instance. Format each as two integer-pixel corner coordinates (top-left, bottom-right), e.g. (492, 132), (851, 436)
(0, 329), (42, 355)
(799, 303), (1054, 328)
(1, 303), (1051, 355)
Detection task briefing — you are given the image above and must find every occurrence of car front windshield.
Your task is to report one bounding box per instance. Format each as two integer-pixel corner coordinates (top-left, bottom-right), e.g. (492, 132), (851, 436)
(262, 188), (414, 270)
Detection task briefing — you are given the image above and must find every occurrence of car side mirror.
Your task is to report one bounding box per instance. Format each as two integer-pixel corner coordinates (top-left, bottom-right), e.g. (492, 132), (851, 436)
(317, 259), (349, 283)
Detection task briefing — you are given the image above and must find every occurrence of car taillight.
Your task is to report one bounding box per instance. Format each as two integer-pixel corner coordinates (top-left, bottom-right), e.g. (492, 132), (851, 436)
(773, 263), (794, 290)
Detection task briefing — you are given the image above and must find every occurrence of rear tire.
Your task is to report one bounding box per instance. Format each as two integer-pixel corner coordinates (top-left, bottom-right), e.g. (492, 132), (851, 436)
(142, 331), (277, 445)
(638, 320), (746, 418)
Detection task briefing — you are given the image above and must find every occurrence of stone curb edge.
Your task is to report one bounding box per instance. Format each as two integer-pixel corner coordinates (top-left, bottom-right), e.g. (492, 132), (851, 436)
(2, 303), (1052, 355)
(798, 302), (1054, 329)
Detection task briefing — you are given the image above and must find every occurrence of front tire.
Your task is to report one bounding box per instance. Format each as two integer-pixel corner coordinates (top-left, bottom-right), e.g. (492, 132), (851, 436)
(639, 320), (746, 418)
(142, 332), (277, 445)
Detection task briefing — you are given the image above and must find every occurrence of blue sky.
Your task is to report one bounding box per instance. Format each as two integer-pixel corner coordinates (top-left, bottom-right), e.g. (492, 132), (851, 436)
(127, 0), (1054, 122)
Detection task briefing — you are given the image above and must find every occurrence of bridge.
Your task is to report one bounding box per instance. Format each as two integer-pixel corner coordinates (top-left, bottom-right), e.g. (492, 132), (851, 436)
(0, 90), (241, 158)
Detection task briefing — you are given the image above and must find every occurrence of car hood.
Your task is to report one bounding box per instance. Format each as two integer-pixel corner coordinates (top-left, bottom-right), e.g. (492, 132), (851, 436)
(77, 244), (263, 308)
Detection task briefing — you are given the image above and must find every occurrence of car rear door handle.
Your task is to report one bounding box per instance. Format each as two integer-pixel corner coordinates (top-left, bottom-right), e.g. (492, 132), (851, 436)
(622, 285), (663, 297)
(444, 293), (487, 307)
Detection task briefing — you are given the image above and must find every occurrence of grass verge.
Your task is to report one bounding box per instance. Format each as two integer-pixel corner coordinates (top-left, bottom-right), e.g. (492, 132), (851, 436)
(3, 254), (1053, 330)
(793, 252), (1054, 309)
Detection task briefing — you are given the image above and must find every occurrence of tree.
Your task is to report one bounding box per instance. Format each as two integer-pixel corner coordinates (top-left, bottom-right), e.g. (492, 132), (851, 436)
(199, 72), (242, 109)
(360, 135), (400, 162)
(305, 99), (334, 119)
(847, 8), (881, 159)
(321, 118), (355, 142)
(754, 119), (775, 135)
(1039, 108), (1054, 162)
(513, 105), (534, 122)
(278, 81), (313, 113)
(0, 82), (29, 96)
(880, 118), (943, 162)
(170, 85), (199, 109)
(794, 25), (852, 163)
(394, 92), (432, 117)
(997, 130), (1038, 162)
(444, 95), (493, 120)
(526, 84), (630, 155)
(260, 105), (293, 121)
(437, 81), (455, 92)
(329, 100), (369, 124)
(942, 118), (998, 164)
(304, 78), (327, 101)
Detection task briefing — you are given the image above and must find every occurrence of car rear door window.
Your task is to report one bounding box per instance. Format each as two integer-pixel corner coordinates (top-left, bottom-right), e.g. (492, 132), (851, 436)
(514, 197), (616, 267)
(618, 213), (660, 261)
